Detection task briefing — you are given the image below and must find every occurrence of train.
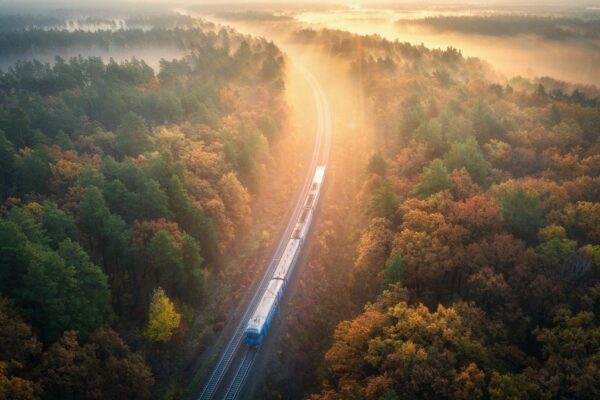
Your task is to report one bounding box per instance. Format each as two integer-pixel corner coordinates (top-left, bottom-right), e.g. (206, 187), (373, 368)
(243, 165), (326, 346)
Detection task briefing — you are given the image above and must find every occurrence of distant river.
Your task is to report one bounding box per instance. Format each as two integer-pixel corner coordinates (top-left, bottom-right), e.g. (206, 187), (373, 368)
(0, 44), (184, 74)
(295, 8), (600, 86)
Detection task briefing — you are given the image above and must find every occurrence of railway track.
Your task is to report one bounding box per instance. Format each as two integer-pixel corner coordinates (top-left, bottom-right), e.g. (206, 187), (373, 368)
(224, 349), (257, 400)
(196, 63), (332, 400)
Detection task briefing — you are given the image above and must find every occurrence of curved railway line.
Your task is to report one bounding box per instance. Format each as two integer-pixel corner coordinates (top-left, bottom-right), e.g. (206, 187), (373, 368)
(196, 64), (332, 400)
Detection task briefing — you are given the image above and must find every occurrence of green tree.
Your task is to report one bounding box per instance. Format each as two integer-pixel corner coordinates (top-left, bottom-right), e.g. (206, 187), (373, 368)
(17, 244), (77, 342)
(3, 205), (110, 344)
(536, 225), (577, 260)
(367, 152), (387, 177)
(14, 146), (55, 195)
(0, 222), (29, 297)
(379, 390), (399, 400)
(57, 239), (110, 339)
(369, 179), (400, 219)
(115, 112), (152, 158)
(383, 253), (405, 285)
(411, 159), (452, 197)
(40, 201), (77, 248)
(138, 179), (171, 221)
(102, 179), (136, 222)
(181, 233), (205, 305)
(7, 207), (47, 245)
(501, 188), (544, 243)
(55, 130), (74, 150)
(4, 108), (32, 148)
(146, 230), (183, 295)
(444, 137), (488, 187)
(225, 127), (267, 190)
(79, 185), (130, 269)
(260, 55), (282, 81)
(98, 213), (130, 274)
(549, 104), (561, 126)
(399, 95), (424, 137)
(0, 130), (15, 198)
(79, 186), (110, 236)
(144, 287), (181, 343)
(412, 119), (444, 153)
(77, 166), (106, 189)
(469, 100), (505, 144)
(166, 176), (218, 262)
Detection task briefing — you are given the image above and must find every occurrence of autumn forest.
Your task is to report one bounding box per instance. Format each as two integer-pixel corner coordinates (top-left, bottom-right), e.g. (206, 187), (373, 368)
(0, 1), (598, 400)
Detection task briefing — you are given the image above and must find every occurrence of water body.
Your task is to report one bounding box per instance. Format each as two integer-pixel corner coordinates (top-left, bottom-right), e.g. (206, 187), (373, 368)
(0, 44), (184, 73)
(295, 7), (600, 86)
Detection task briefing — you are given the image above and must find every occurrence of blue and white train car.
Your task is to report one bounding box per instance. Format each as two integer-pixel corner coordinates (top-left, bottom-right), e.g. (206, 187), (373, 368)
(243, 166), (325, 346)
(243, 278), (284, 346)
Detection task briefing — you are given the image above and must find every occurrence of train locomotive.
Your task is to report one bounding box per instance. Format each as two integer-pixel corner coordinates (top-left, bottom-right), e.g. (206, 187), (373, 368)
(243, 165), (325, 346)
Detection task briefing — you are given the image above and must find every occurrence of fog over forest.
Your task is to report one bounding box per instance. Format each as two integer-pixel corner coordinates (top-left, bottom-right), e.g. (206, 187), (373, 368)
(0, 2), (598, 400)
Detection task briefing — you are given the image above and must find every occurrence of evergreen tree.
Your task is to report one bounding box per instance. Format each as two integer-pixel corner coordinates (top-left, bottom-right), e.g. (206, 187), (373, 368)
(384, 253), (406, 285)
(369, 179), (400, 219)
(501, 188), (544, 244)
(40, 201), (77, 248)
(444, 137), (488, 187)
(181, 233), (205, 305)
(0, 130), (15, 198)
(367, 152), (387, 177)
(57, 239), (110, 339)
(115, 112), (152, 158)
(146, 230), (183, 296)
(411, 159), (452, 197)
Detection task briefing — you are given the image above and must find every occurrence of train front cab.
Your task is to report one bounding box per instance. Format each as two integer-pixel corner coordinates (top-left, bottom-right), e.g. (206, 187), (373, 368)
(244, 327), (264, 346)
(243, 281), (283, 346)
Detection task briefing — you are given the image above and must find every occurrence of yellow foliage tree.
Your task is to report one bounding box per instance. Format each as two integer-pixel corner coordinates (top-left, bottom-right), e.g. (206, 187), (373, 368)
(144, 287), (181, 343)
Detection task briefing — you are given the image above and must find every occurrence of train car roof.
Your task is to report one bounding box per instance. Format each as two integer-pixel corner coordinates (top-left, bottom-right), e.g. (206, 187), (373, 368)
(273, 239), (300, 280)
(313, 165), (325, 185)
(244, 278), (284, 333)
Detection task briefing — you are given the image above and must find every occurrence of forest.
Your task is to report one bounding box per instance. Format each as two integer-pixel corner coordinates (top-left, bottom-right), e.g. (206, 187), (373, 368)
(0, 17), (288, 399)
(0, 3), (599, 400)
(256, 27), (600, 400)
(396, 15), (600, 41)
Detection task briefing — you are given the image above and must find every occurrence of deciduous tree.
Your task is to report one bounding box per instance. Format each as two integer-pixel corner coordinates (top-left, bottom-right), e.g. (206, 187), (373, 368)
(144, 287), (181, 343)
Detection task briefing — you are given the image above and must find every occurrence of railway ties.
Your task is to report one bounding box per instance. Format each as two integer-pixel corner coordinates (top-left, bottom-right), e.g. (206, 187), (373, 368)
(198, 331), (244, 400)
(224, 349), (257, 400)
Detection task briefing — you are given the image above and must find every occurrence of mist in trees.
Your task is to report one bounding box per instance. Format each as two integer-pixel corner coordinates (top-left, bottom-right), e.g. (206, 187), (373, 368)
(267, 23), (600, 400)
(0, 12), (288, 399)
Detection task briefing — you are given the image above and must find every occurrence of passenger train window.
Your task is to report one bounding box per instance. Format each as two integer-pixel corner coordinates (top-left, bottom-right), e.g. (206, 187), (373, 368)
(299, 209), (309, 223)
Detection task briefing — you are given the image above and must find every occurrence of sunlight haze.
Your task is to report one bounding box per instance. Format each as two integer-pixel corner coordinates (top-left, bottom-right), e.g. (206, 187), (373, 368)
(0, 2), (598, 400)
